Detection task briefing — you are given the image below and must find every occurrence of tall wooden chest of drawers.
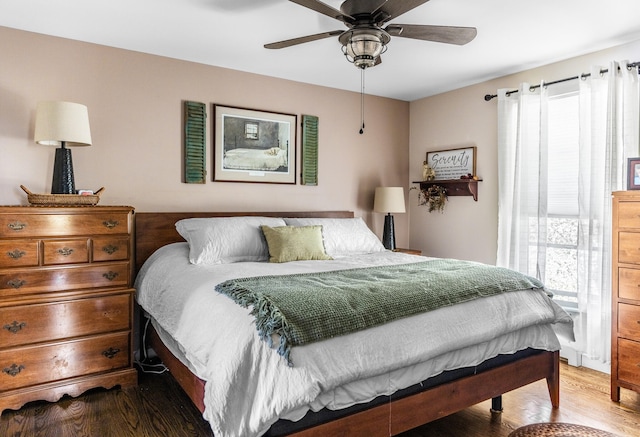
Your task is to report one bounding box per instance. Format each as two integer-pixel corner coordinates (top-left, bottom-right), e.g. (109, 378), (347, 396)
(612, 191), (640, 401)
(0, 206), (137, 413)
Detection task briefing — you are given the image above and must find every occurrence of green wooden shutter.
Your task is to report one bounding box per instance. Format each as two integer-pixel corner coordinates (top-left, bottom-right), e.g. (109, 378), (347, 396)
(183, 101), (207, 184)
(301, 115), (319, 186)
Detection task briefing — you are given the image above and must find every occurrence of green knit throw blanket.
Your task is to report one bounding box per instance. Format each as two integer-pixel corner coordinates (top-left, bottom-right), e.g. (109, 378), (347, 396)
(215, 259), (543, 365)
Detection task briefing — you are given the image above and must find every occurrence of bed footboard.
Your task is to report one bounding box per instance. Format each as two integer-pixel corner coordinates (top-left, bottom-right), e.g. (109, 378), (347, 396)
(147, 321), (559, 437)
(287, 350), (559, 437)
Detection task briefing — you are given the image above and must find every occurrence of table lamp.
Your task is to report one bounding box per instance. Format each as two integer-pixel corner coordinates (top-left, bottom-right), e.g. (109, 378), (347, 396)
(34, 101), (92, 194)
(374, 187), (406, 250)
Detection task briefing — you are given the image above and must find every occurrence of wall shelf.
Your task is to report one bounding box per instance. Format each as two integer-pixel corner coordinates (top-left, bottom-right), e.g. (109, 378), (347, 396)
(413, 179), (482, 201)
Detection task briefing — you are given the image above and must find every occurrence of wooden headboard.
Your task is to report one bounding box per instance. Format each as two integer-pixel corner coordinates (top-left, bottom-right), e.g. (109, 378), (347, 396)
(134, 211), (355, 273)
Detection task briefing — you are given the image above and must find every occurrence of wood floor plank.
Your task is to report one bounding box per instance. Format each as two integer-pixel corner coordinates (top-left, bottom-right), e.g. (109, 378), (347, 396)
(1, 362), (639, 436)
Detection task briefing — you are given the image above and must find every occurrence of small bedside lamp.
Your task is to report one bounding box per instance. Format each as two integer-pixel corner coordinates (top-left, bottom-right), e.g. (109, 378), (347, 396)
(374, 187), (406, 250)
(34, 101), (92, 194)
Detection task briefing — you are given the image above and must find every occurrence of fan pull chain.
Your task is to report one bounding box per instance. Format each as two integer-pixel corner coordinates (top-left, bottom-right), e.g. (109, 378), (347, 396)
(359, 67), (365, 134)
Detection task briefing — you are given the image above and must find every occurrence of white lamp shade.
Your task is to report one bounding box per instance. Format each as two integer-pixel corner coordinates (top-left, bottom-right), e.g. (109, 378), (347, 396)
(374, 187), (406, 213)
(34, 101), (92, 147)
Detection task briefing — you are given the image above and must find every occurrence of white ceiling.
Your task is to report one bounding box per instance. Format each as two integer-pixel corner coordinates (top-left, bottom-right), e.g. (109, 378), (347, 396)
(3, 0), (640, 101)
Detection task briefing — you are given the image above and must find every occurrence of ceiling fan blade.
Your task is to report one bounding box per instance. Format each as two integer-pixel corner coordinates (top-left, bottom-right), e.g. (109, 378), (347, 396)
(340, 0), (387, 16)
(386, 24), (477, 45)
(372, 0), (431, 24)
(264, 30), (343, 49)
(288, 0), (353, 22)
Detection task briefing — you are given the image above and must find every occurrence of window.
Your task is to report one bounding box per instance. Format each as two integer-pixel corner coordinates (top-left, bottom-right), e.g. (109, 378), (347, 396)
(538, 88), (580, 309)
(245, 121), (259, 140)
(498, 65), (639, 368)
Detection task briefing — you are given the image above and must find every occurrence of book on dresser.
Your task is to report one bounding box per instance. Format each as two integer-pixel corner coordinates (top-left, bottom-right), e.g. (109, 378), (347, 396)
(611, 191), (640, 401)
(0, 205), (137, 413)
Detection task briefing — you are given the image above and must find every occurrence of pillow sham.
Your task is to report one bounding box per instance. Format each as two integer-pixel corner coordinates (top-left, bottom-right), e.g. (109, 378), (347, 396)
(175, 216), (286, 264)
(261, 225), (333, 263)
(282, 217), (386, 257)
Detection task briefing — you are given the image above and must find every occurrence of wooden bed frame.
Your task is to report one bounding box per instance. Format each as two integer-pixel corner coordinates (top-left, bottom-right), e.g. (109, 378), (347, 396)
(134, 211), (560, 437)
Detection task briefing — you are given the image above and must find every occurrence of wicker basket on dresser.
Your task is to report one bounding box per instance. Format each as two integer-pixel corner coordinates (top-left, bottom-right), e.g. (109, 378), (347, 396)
(0, 206), (137, 413)
(611, 192), (640, 401)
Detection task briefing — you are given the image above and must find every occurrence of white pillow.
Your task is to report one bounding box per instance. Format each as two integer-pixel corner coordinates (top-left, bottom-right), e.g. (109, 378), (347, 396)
(175, 216), (286, 264)
(283, 217), (386, 257)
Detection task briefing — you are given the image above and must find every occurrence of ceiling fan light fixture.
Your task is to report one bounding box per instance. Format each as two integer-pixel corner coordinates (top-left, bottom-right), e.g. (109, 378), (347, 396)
(340, 27), (390, 69)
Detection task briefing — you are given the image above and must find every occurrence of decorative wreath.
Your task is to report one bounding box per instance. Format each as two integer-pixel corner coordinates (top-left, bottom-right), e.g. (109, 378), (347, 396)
(420, 185), (448, 213)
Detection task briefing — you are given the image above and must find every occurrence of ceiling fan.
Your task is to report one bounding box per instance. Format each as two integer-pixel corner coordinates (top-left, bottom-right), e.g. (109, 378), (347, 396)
(264, 0), (477, 69)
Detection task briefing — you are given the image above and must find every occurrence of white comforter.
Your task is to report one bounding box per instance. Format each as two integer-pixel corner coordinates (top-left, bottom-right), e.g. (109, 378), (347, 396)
(135, 243), (573, 437)
(223, 148), (287, 171)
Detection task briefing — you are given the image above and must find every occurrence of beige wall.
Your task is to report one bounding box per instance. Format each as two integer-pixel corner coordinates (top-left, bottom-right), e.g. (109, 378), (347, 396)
(409, 38), (640, 264)
(0, 27), (410, 246)
(5, 26), (638, 259)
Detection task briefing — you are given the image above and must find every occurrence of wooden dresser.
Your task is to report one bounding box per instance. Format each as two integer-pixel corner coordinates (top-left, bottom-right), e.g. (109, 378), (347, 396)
(611, 191), (640, 401)
(0, 206), (137, 413)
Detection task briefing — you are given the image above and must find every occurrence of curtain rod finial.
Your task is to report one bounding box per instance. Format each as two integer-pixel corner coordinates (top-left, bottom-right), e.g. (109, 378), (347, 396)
(484, 94), (496, 101)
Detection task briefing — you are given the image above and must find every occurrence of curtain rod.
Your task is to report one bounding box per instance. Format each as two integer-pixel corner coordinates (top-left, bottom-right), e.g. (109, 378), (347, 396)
(483, 61), (640, 101)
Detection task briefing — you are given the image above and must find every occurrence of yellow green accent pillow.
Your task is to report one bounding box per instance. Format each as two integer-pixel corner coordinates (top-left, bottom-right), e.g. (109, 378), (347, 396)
(261, 225), (333, 263)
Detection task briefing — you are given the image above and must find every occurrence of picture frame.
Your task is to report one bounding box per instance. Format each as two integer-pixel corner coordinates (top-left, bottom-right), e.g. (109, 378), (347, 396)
(426, 146), (476, 180)
(627, 157), (640, 190)
(213, 104), (297, 184)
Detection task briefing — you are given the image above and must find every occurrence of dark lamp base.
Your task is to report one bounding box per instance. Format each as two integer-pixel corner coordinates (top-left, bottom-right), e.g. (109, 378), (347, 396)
(51, 147), (75, 194)
(382, 213), (396, 250)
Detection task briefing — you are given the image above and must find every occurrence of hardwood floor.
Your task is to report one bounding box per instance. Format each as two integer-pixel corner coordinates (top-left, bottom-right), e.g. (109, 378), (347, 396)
(2, 361), (639, 437)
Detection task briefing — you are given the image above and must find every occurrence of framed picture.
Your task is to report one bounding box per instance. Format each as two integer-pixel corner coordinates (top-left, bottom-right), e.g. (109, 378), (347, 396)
(213, 104), (297, 184)
(426, 146), (476, 180)
(627, 157), (640, 190)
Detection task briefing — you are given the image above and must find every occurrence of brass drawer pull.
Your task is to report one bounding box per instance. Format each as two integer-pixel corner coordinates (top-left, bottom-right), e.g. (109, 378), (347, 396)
(3, 321), (26, 334)
(7, 249), (26, 259)
(102, 245), (119, 255)
(7, 279), (26, 289)
(57, 247), (74, 256)
(7, 222), (26, 231)
(102, 347), (121, 359)
(3, 364), (25, 377)
(103, 271), (119, 281)
(103, 220), (119, 229)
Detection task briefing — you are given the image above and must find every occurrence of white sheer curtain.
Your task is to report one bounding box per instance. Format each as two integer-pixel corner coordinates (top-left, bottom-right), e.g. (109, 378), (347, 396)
(497, 61), (639, 367)
(497, 83), (548, 277)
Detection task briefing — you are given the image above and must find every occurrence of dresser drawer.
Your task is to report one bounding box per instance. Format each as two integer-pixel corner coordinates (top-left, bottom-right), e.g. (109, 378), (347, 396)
(0, 263), (130, 298)
(0, 212), (131, 238)
(43, 239), (89, 265)
(92, 237), (130, 262)
(0, 332), (130, 391)
(619, 303), (640, 340)
(619, 232), (640, 264)
(618, 201), (640, 229)
(0, 240), (39, 268)
(0, 292), (132, 348)
(618, 338), (640, 387)
(619, 268), (640, 301)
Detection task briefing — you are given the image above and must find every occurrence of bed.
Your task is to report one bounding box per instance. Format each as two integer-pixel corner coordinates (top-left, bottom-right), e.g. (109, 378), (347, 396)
(134, 211), (573, 437)
(223, 147), (287, 171)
